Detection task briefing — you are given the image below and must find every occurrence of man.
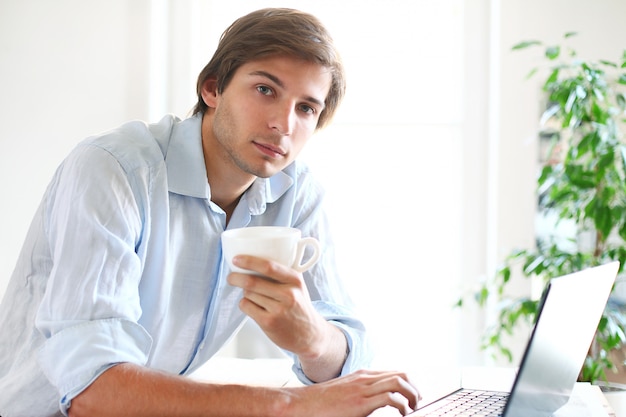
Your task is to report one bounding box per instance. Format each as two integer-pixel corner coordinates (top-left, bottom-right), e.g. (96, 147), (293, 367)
(0, 8), (419, 417)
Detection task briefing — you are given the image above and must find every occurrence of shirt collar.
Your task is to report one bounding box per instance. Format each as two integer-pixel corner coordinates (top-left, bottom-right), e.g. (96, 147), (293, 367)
(165, 113), (211, 199)
(244, 168), (294, 215)
(164, 113), (294, 212)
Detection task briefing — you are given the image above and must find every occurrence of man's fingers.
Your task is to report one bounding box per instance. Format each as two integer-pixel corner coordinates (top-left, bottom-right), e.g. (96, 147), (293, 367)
(228, 272), (275, 297)
(369, 374), (421, 411)
(368, 392), (415, 416)
(231, 255), (293, 283)
(342, 370), (421, 413)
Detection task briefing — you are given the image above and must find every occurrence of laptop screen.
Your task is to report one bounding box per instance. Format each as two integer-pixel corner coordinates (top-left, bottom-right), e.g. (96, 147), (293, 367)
(503, 261), (618, 417)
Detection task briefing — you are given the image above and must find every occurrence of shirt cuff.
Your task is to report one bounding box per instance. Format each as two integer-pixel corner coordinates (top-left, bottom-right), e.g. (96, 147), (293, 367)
(37, 318), (152, 415)
(290, 319), (373, 385)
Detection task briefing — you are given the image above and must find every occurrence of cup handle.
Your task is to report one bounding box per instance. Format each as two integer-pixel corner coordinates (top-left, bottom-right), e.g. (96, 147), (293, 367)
(293, 237), (321, 272)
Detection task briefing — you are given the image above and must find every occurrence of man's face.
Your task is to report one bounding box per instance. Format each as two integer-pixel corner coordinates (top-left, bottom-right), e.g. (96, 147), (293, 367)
(205, 55), (332, 180)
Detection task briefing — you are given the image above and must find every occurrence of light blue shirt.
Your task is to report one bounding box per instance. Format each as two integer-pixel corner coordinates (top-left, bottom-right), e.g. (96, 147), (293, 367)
(0, 113), (372, 417)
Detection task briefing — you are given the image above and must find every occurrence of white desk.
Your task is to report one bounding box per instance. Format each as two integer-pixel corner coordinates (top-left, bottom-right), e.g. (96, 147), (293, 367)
(190, 357), (617, 416)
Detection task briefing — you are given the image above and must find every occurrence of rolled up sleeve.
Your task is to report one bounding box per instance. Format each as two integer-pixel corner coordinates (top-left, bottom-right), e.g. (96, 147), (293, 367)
(33, 142), (155, 414)
(38, 318), (152, 414)
(289, 301), (374, 385)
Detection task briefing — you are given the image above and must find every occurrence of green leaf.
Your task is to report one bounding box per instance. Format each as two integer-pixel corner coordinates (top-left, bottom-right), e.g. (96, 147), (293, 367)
(611, 202), (624, 221)
(523, 256), (545, 275)
(564, 165), (596, 188)
(595, 205), (613, 241)
(500, 347), (513, 363)
(584, 197), (597, 217)
(619, 74), (626, 85)
(620, 145), (626, 175)
(577, 132), (595, 155)
(476, 286), (489, 306)
(599, 60), (618, 68)
(501, 266), (511, 283)
(591, 101), (608, 124)
(520, 299), (539, 317)
(617, 92), (626, 110)
(525, 67), (539, 80)
(538, 165), (554, 186)
(512, 40), (542, 50)
(546, 45), (560, 60)
(540, 104), (560, 125)
(543, 69), (559, 90)
(564, 32), (578, 39)
(592, 87), (606, 102)
(597, 151), (615, 174)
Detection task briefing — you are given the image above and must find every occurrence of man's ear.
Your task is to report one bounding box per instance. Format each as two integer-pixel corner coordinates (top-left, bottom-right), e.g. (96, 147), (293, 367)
(200, 77), (219, 108)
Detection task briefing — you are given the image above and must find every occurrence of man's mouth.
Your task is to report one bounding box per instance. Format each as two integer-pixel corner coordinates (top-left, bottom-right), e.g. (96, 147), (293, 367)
(253, 141), (286, 158)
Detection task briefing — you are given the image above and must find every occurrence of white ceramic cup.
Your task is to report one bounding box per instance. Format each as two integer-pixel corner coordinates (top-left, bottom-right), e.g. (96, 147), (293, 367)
(221, 226), (321, 275)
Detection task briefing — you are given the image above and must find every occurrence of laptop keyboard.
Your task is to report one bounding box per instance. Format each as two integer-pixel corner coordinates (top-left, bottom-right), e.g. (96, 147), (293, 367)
(415, 389), (508, 416)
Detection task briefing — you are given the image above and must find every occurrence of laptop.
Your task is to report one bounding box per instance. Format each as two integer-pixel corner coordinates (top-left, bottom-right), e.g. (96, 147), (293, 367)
(411, 261), (620, 417)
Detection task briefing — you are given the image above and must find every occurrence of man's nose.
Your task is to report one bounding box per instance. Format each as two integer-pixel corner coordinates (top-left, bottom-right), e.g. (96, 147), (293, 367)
(269, 103), (295, 136)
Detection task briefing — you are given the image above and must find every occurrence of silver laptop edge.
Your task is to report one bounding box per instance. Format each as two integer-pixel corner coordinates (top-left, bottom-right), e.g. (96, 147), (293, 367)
(412, 261), (619, 417)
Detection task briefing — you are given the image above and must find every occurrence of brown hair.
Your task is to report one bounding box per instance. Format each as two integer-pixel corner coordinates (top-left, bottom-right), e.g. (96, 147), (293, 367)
(193, 8), (345, 130)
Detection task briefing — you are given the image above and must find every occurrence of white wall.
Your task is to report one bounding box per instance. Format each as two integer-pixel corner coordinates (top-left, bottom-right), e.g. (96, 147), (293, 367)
(0, 0), (152, 290)
(1, 0), (626, 370)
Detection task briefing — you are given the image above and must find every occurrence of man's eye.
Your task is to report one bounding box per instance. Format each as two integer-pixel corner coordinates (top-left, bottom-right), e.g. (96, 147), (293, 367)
(299, 104), (315, 114)
(257, 85), (273, 95)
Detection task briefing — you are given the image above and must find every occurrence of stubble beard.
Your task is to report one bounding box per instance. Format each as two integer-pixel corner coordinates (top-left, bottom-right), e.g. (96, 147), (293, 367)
(211, 105), (277, 179)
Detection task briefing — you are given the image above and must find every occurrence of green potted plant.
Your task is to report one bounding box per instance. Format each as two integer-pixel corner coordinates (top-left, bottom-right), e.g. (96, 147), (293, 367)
(461, 33), (626, 384)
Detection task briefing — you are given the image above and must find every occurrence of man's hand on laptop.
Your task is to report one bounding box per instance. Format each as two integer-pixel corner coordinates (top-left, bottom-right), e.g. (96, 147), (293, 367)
(284, 369), (421, 416)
